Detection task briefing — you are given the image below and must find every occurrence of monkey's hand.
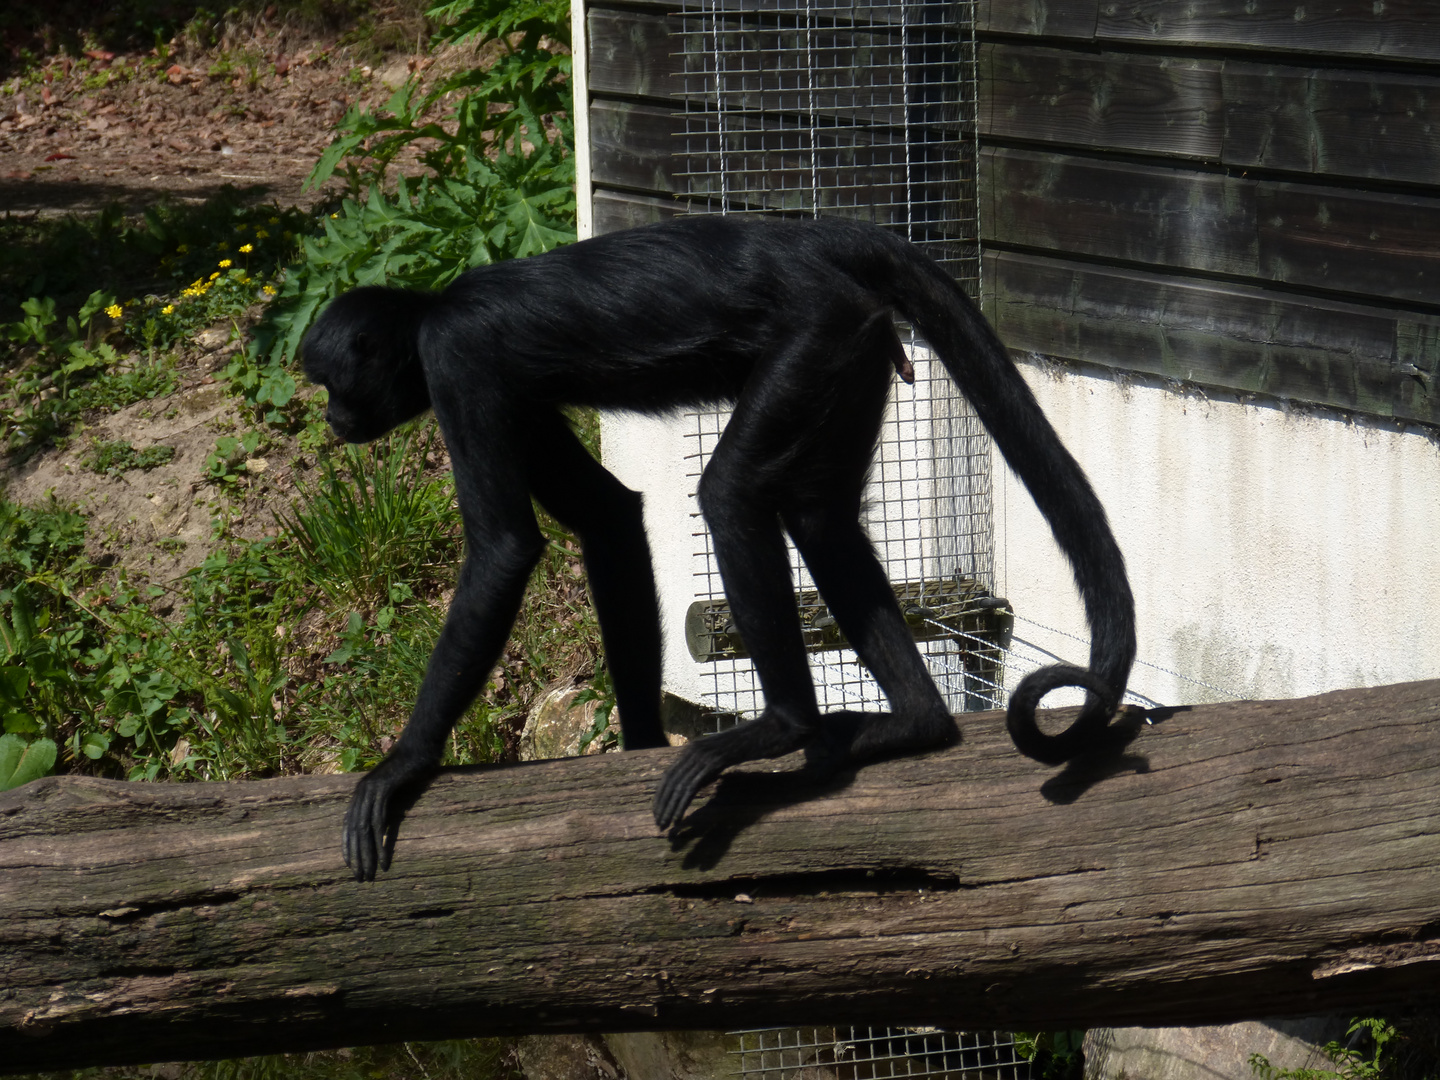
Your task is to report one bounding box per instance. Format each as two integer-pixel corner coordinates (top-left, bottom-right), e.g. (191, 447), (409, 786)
(343, 752), (437, 882)
(653, 716), (811, 829)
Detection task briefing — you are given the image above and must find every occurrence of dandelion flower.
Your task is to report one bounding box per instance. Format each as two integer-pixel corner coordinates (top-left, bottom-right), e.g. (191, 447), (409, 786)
(210, 272), (221, 281)
(105, 303), (123, 319)
(262, 285), (278, 297)
(162, 304), (175, 315)
(219, 259), (233, 268)
(268, 216), (280, 225)
(239, 244), (253, 254)
(254, 228), (269, 239)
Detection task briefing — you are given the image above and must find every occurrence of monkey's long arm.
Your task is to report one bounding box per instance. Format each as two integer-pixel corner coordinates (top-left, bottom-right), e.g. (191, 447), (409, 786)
(342, 450), (546, 881)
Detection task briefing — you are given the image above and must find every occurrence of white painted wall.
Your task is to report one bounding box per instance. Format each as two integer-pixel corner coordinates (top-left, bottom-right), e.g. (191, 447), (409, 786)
(599, 411), (713, 703)
(599, 365), (1440, 713)
(574, 15), (1440, 710)
(995, 361), (1440, 708)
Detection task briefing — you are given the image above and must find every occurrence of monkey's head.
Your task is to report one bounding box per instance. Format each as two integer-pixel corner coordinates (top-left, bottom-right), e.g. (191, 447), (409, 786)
(301, 287), (434, 444)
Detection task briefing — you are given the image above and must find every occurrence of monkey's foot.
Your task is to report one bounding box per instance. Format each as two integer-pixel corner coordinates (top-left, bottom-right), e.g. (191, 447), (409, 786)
(653, 717), (812, 829)
(804, 709), (960, 774)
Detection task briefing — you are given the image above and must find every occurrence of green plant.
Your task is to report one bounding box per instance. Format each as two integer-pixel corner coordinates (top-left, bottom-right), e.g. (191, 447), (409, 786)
(83, 439), (176, 475)
(1016, 1032), (1085, 1080)
(205, 430), (265, 486)
(1251, 1019), (1403, 1080)
(238, 0), (576, 408)
(312, 0), (572, 196)
(245, 138), (574, 385)
(573, 665), (617, 753)
(0, 731), (56, 790)
(278, 423), (460, 613)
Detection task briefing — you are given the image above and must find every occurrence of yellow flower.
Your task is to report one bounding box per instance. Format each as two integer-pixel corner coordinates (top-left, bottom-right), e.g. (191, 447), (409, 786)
(330, 212), (339, 219)
(217, 242), (229, 252)
(262, 285), (277, 296)
(162, 304), (175, 315)
(218, 259), (233, 268)
(236, 223), (249, 232)
(177, 244), (189, 254)
(239, 244), (253, 254)
(105, 303), (123, 319)
(268, 216), (280, 225)
(254, 229), (269, 239)
(210, 272), (221, 281)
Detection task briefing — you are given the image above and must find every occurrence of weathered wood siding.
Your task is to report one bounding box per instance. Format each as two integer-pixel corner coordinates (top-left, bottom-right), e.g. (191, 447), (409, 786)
(581, 0), (1440, 423)
(978, 0), (1440, 424)
(585, 0), (689, 233)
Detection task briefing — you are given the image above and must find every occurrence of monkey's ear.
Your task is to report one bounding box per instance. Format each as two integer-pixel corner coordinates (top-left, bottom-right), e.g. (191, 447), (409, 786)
(354, 331), (373, 356)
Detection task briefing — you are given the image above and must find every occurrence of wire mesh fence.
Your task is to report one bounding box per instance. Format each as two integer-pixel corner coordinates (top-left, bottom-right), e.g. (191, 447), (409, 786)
(672, 0), (989, 718)
(669, 3), (1034, 1071)
(733, 1026), (1033, 1079)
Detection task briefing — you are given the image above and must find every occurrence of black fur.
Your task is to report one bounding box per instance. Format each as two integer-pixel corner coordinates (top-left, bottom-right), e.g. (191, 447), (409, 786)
(301, 216), (1137, 880)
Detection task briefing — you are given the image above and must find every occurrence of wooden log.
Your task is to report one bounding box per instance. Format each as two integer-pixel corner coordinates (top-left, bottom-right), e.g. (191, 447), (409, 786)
(588, 99), (964, 221)
(592, 189), (685, 234)
(984, 0), (1440, 61)
(3, 682), (1440, 1073)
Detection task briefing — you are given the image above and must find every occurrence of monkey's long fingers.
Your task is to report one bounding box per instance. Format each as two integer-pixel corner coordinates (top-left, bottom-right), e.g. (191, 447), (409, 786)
(654, 719), (815, 829)
(653, 743), (726, 830)
(342, 783), (388, 882)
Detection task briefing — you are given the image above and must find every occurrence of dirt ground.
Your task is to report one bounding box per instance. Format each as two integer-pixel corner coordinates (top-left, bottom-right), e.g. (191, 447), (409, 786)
(0, 12), (437, 576)
(0, 13), (425, 215)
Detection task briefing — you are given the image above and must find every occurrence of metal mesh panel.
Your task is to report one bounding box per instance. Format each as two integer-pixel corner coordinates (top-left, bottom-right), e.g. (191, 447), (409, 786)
(675, 0), (979, 283)
(733, 1027), (1031, 1079)
(673, 0), (988, 718)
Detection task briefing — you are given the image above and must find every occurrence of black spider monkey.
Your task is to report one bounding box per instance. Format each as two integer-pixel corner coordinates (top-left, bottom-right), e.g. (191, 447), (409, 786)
(301, 215), (1136, 881)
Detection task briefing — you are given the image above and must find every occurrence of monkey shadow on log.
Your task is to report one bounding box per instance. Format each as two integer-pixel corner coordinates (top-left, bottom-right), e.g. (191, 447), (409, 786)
(1036, 705), (1186, 805)
(668, 759), (862, 871)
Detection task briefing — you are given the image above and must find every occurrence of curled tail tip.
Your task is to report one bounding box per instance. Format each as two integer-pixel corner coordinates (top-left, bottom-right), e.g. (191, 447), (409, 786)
(1006, 663), (1121, 765)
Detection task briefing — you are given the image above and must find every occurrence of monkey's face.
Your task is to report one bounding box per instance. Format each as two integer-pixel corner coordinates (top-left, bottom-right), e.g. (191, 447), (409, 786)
(301, 290), (432, 443)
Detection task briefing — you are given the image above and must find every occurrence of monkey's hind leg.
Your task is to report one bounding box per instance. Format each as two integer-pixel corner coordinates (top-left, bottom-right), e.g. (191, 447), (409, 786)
(785, 501), (959, 770)
(653, 387), (828, 829)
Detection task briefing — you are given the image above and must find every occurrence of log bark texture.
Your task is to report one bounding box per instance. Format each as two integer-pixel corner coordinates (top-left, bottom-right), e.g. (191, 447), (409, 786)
(3, 682), (1439, 1072)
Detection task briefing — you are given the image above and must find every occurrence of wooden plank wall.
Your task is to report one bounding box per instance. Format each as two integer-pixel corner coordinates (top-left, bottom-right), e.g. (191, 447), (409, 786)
(585, 0), (690, 232)
(582, 0), (1440, 424)
(978, 0), (1440, 425)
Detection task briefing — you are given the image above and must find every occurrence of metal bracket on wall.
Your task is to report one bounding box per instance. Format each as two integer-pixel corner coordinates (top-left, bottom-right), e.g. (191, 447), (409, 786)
(684, 578), (1013, 663)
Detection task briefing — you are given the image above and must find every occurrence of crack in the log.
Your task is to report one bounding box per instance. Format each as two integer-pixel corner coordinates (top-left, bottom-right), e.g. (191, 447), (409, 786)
(656, 867), (963, 899)
(96, 964), (179, 978)
(94, 892), (242, 922)
(406, 907), (457, 919)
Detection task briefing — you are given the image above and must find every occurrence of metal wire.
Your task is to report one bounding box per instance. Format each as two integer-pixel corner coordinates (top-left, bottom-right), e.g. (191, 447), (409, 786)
(674, 0), (988, 715)
(672, 11), (1020, 1070)
(733, 1026), (1032, 1078)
